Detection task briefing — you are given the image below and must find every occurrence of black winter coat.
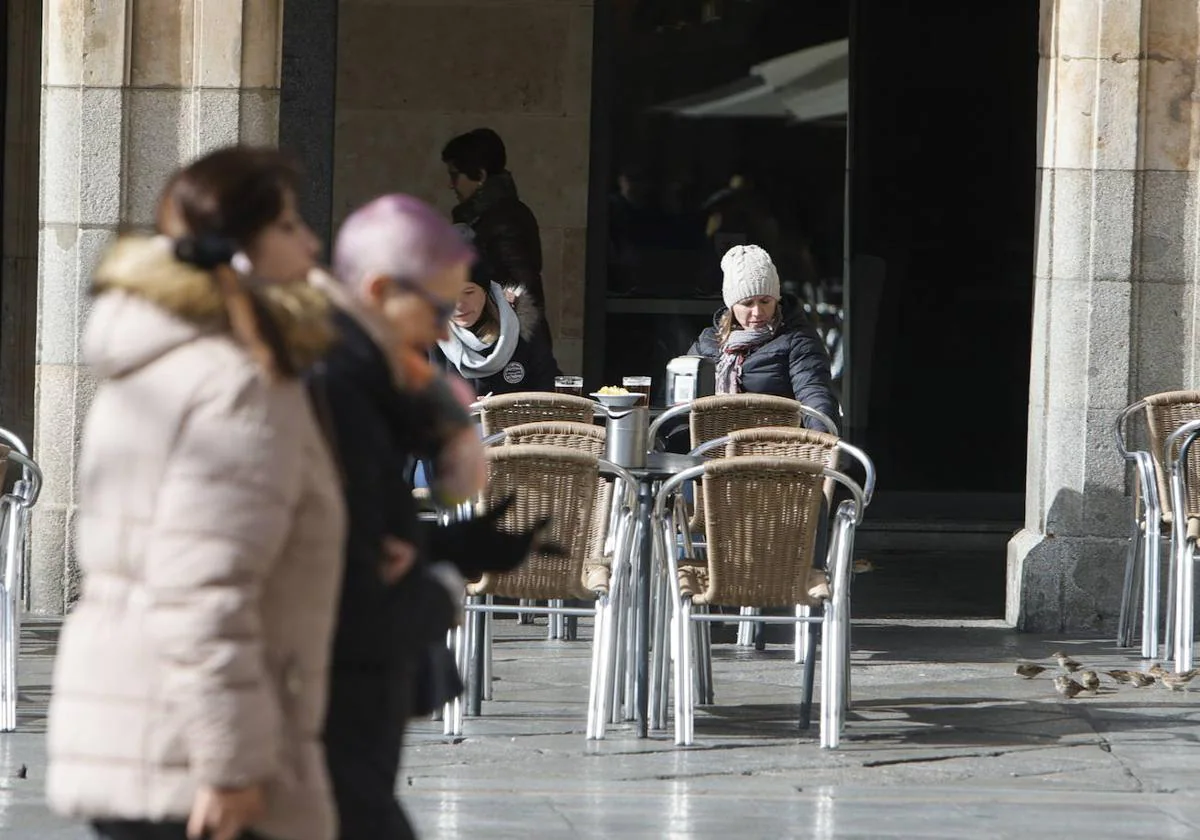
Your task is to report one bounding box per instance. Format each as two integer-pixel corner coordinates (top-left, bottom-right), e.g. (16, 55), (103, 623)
(432, 287), (559, 397)
(310, 309), (470, 671)
(688, 296), (839, 432)
(452, 172), (546, 312)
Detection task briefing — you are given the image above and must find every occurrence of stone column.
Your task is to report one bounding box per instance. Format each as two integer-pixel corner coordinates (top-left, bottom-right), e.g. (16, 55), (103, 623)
(33, 0), (284, 613)
(1009, 0), (1200, 631)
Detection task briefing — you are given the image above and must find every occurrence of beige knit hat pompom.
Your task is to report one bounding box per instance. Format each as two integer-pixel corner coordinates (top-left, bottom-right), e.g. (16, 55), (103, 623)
(721, 244), (780, 309)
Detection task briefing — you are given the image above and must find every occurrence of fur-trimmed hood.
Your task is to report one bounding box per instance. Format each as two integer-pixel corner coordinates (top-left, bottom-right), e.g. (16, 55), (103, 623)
(86, 236), (333, 380)
(503, 284), (540, 342)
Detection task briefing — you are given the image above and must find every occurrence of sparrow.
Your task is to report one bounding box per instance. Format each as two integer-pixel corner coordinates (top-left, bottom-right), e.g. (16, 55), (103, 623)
(1128, 671), (1155, 688)
(1148, 662), (1169, 678)
(1079, 670), (1101, 693)
(853, 558), (876, 574)
(1052, 651), (1083, 673)
(1105, 669), (1135, 684)
(1054, 675), (1085, 699)
(1159, 672), (1195, 691)
(1016, 663), (1047, 679)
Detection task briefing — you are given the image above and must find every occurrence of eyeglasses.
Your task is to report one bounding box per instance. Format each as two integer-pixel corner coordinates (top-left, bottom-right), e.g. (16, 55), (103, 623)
(393, 277), (456, 323)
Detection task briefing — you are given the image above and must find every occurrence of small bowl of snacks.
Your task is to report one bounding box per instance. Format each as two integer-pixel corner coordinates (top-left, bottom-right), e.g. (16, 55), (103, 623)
(590, 386), (642, 408)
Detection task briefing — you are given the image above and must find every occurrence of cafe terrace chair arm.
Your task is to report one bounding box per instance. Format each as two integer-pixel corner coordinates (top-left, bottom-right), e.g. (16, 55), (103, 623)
(1113, 398), (1176, 657)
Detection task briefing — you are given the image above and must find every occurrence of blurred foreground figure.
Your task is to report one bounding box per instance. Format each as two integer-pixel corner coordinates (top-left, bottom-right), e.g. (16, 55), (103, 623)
(47, 147), (346, 840)
(316, 194), (553, 840)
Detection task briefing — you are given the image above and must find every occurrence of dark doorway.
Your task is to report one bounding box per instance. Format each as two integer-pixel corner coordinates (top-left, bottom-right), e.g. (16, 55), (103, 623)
(585, 0), (1039, 618)
(845, 0), (1039, 617)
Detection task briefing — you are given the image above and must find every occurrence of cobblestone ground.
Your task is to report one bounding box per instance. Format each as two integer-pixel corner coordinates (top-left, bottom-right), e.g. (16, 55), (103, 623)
(4, 617), (1200, 838)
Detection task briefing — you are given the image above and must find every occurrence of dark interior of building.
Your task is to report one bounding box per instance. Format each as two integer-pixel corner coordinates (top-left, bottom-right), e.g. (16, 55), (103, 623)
(585, 0), (1040, 618)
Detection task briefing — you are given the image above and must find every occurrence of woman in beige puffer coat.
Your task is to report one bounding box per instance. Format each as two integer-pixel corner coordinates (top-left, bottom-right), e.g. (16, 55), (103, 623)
(46, 148), (346, 840)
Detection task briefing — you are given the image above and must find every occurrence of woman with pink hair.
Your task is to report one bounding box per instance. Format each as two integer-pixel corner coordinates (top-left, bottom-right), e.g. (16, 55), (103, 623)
(312, 194), (553, 840)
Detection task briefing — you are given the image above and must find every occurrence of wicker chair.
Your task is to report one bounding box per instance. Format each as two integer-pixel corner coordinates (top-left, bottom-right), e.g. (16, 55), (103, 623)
(653, 456), (866, 749)
(443, 445), (635, 741)
(487, 422), (637, 721)
(694, 427), (876, 663)
(1115, 391), (1200, 659)
(656, 399), (838, 651)
(479, 422), (609, 660)
(0, 431), (42, 733)
(474, 392), (597, 436)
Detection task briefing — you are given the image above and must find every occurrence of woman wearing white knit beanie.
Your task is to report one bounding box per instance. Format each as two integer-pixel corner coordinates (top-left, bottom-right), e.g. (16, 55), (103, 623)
(687, 244), (838, 431)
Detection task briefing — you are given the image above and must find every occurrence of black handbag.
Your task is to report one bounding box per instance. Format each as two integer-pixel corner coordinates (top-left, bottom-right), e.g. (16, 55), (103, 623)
(411, 641), (464, 717)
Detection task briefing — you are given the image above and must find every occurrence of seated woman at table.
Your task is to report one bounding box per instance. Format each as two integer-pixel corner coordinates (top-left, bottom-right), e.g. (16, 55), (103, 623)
(433, 231), (559, 397)
(688, 244), (838, 432)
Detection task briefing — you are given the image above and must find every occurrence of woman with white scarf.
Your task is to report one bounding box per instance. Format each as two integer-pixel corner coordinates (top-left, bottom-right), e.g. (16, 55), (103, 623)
(433, 244), (559, 396)
(688, 244), (838, 431)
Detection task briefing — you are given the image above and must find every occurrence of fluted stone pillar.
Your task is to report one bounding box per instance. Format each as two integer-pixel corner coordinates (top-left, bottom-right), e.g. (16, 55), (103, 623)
(1009, 0), (1200, 631)
(33, 0), (284, 613)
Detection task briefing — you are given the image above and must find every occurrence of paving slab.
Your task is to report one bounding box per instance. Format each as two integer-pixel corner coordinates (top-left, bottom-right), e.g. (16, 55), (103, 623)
(3, 617), (1199, 838)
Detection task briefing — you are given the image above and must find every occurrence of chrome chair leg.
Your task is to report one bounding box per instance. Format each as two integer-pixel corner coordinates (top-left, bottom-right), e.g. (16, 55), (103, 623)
(482, 599), (494, 701)
(795, 604), (812, 664)
(799, 611), (818, 731)
(1175, 537), (1195, 672)
(1117, 515), (1143, 648)
(517, 598), (534, 625)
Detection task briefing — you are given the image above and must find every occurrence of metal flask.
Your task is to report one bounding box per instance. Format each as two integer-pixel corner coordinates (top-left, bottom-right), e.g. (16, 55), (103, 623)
(604, 405), (648, 469)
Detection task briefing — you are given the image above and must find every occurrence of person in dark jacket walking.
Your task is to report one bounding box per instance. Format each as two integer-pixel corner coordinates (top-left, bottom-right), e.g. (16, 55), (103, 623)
(688, 244), (838, 431)
(441, 128), (552, 343)
(313, 194), (551, 840)
(432, 229), (559, 396)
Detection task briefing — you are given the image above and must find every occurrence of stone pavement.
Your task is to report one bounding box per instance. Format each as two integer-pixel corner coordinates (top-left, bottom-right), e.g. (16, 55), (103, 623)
(3, 617), (1200, 839)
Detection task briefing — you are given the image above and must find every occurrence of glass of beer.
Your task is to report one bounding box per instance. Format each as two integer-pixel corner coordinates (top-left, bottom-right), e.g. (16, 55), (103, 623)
(623, 376), (652, 406)
(555, 375), (584, 397)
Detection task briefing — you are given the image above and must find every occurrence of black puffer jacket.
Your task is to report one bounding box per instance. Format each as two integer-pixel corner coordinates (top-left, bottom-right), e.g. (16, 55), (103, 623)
(687, 296), (839, 432)
(432, 286), (559, 397)
(452, 172), (546, 312)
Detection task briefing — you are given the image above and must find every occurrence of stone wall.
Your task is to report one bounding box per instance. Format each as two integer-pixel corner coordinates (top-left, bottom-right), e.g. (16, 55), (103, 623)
(332, 0), (594, 374)
(32, 0), (284, 613)
(1009, 0), (1200, 632)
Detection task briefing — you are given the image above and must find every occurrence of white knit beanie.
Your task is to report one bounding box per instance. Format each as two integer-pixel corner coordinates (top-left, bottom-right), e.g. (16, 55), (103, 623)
(721, 244), (780, 309)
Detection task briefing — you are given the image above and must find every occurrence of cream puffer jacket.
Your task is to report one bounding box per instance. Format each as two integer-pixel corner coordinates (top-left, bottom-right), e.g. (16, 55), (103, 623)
(46, 238), (346, 840)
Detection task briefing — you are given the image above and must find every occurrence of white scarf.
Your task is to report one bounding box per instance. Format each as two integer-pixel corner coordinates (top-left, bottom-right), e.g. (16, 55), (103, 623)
(438, 282), (521, 379)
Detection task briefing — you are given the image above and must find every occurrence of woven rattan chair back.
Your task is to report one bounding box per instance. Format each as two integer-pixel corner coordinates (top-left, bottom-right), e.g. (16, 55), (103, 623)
(500, 422), (612, 566)
(725, 426), (840, 504)
(471, 445), (599, 600)
(478, 392), (596, 436)
(687, 395), (804, 530)
(697, 456), (826, 608)
(724, 426), (840, 466)
(1143, 391), (1200, 518)
(688, 394), (804, 453)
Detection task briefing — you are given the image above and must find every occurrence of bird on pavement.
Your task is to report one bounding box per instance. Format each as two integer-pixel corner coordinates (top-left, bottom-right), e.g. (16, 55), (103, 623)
(1016, 663), (1047, 679)
(1159, 672), (1195, 691)
(1128, 671), (1155, 688)
(1054, 675), (1085, 699)
(1148, 662), (1169, 679)
(1105, 669), (1135, 684)
(1052, 651), (1083, 673)
(1079, 670), (1101, 693)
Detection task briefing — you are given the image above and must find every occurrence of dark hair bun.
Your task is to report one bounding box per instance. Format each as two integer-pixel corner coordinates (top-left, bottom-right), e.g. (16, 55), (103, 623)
(174, 234), (238, 269)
